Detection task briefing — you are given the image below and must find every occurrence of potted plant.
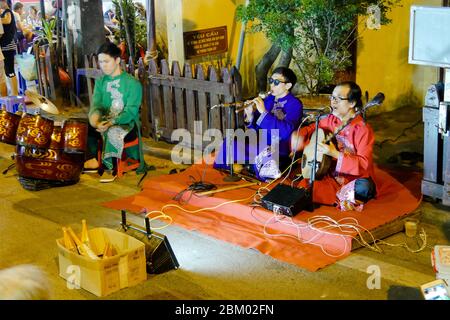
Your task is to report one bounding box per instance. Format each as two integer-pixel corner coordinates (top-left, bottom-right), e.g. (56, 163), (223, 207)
(237, 0), (400, 96)
(35, 17), (57, 48)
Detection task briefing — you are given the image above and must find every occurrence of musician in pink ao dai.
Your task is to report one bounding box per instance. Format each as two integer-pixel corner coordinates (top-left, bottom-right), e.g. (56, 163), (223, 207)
(293, 81), (376, 211)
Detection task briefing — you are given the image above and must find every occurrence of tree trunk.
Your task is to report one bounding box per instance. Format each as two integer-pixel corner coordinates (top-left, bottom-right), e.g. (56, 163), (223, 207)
(255, 44), (281, 92)
(277, 48), (293, 68)
(118, 1), (135, 60)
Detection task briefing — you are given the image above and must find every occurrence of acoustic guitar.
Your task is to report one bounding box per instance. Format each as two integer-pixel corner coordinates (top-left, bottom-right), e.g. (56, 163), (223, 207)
(293, 92), (385, 180)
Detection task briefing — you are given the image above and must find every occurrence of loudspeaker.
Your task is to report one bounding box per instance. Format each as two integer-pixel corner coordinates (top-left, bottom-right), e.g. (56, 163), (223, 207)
(119, 211), (179, 274)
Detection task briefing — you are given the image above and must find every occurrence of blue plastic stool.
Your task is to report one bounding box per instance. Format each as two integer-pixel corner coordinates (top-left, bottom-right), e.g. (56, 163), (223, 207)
(75, 68), (102, 97)
(17, 71), (38, 96)
(0, 96), (26, 113)
(75, 69), (87, 97)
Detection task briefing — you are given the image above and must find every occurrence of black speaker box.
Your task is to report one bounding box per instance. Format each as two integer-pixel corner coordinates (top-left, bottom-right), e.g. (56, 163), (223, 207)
(261, 184), (312, 216)
(119, 211), (179, 274)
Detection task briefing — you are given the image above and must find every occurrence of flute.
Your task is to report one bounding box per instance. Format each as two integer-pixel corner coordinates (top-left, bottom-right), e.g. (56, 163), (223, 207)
(235, 91), (271, 113)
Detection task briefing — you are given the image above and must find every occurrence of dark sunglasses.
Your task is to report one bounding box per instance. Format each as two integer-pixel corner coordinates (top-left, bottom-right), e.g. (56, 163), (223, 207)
(268, 78), (287, 86)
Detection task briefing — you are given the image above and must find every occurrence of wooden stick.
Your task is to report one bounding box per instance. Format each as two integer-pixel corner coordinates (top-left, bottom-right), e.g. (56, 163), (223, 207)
(197, 182), (259, 196)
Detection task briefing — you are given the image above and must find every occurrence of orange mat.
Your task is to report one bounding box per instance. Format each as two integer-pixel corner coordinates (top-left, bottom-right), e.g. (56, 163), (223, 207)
(102, 164), (422, 271)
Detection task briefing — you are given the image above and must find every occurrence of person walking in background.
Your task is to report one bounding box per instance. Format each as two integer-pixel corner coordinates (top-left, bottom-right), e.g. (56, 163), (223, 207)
(26, 6), (41, 29)
(0, 19), (7, 96)
(0, 0), (18, 96)
(12, 2), (33, 52)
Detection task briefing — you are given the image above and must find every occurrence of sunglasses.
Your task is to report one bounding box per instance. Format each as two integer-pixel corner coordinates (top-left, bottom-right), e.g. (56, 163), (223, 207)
(268, 78), (287, 86)
(329, 95), (350, 102)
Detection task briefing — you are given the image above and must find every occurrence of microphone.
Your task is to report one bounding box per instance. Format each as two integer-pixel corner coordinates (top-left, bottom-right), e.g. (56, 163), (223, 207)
(316, 106), (332, 114)
(303, 106), (332, 121)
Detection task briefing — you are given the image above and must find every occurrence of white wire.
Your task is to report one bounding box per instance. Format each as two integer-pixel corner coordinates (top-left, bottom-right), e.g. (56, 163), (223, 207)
(279, 114), (314, 185)
(257, 211), (429, 258)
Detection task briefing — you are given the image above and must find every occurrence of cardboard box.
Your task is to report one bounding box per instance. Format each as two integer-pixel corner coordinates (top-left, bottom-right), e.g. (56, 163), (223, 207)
(432, 245), (450, 283)
(57, 227), (147, 297)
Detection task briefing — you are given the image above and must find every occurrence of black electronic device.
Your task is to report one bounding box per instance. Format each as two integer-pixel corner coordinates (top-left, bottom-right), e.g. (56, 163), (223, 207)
(119, 210), (179, 274)
(261, 184), (313, 217)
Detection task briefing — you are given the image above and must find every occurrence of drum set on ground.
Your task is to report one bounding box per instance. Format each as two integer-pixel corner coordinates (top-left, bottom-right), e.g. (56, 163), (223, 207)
(0, 91), (88, 191)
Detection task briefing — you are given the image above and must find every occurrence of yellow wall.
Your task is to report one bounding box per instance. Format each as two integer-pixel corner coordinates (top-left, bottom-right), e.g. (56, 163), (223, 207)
(155, 0), (442, 110)
(356, 0), (441, 112)
(155, 0), (270, 96)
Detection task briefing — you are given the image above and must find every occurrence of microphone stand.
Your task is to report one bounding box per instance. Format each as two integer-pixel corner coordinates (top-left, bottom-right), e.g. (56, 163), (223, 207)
(223, 104), (241, 182)
(306, 109), (326, 211)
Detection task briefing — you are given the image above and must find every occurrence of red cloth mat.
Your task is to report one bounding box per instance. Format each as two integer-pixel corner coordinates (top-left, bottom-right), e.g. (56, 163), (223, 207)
(102, 164), (422, 271)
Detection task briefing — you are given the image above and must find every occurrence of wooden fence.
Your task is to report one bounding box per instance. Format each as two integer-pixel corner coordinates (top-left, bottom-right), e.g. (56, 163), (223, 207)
(79, 55), (243, 147)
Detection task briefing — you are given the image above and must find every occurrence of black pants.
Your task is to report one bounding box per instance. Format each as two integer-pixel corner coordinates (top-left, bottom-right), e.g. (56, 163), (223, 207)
(354, 177), (377, 202)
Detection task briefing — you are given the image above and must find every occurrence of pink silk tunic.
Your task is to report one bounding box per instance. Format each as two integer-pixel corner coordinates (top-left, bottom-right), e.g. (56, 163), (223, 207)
(298, 114), (376, 206)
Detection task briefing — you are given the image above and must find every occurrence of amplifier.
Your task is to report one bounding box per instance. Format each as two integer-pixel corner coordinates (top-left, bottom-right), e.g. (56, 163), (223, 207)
(261, 184), (312, 217)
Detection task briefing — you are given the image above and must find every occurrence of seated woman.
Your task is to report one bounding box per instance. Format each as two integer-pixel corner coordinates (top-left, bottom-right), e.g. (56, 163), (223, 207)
(213, 67), (303, 181)
(84, 41), (148, 182)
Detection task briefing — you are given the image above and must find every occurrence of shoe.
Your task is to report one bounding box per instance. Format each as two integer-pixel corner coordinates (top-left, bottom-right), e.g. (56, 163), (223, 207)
(84, 158), (99, 172)
(99, 171), (117, 183)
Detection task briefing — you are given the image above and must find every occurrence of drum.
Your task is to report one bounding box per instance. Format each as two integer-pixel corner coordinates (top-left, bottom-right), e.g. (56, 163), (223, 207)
(0, 109), (21, 145)
(62, 118), (88, 154)
(15, 113), (54, 149)
(15, 145), (84, 184)
(49, 121), (64, 150)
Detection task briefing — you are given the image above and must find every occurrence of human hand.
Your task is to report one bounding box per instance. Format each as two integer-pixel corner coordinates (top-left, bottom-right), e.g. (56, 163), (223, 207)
(96, 120), (112, 133)
(290, 132), (304, 155)
(243, 104), (254, 123)
(253, 97), (265, 113)
(317, 142), (339, 159)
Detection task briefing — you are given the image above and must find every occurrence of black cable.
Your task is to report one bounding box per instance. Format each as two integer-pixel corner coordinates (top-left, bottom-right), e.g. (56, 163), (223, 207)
(172, 175), (217, 204)
(374, 119), (422, 149)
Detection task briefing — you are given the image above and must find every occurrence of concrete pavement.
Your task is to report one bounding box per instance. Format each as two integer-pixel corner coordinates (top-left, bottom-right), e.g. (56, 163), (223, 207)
(0, 105), (449, 300)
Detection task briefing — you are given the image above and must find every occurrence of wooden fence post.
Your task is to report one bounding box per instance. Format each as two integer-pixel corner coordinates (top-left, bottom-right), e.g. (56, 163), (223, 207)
(184, 63), (196, 135)
(221, 67), (235, 131)
(195, 65), (208, 130)
(138, 58), (151, 138)
(148, 59), (164, 139)
(208, 66), (222, 131)
(161, 60), (174, 134)
(172, 61), (185, 132)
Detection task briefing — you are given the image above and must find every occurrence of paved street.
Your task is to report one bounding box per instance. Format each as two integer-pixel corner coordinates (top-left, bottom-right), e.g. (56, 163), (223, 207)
(0, 136), (449, 300)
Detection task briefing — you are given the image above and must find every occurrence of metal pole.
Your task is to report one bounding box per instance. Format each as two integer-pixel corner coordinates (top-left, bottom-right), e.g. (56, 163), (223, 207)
(235, 0), (250, 71)
(39, 0), (46, 19)
(146, 0), (158, 62)
(118, 0), (135, 60)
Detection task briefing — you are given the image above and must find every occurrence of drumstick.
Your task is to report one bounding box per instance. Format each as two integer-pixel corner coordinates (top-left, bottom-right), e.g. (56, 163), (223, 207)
(197, 182), (260, 196)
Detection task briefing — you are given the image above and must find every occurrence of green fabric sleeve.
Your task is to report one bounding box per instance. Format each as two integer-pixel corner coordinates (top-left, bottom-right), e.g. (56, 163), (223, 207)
(113, 77), (142, 126)
(89, 77), (104, 119)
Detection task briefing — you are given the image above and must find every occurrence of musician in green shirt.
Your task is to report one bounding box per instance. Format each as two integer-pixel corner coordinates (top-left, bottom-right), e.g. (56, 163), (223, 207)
(84, 42), (148, 182)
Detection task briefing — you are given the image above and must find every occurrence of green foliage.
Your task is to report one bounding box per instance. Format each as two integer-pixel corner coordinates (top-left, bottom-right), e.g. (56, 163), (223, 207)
(36, 18), (56, 46)
(237, 0), (400, 94)
(111, 0), (166, 62)
(112, 0), (136, 58)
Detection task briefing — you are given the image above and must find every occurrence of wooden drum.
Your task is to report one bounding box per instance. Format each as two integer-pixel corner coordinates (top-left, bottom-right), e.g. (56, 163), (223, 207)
(0, 109), (21, 145)
(16, 113), (54, 149)
(49, 121), (64, 150)
(15, 145), (84, 183)
(14, 119), (88, 191)
(62, 118), (88, 154)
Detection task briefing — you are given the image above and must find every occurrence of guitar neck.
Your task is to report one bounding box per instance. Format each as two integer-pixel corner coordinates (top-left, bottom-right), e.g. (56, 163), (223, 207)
(322, 94), (383, 144)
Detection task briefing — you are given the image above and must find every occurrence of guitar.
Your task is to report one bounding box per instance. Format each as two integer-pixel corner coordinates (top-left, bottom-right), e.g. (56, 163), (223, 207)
(292, 92), (385, 180)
